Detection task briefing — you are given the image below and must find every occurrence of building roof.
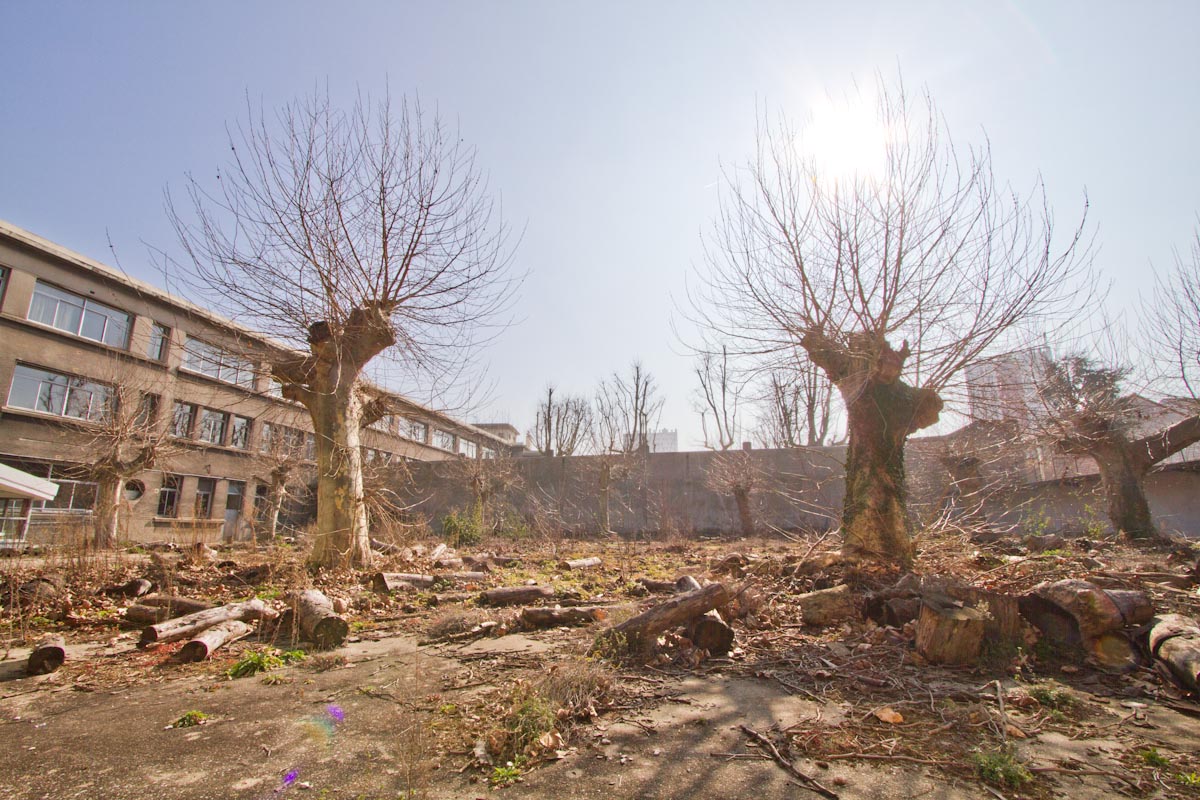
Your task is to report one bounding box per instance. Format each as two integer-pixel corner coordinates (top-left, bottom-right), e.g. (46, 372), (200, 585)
(0, 462), (59, 501)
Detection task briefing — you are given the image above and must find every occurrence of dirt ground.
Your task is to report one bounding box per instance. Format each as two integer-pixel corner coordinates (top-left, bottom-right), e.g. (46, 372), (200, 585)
(2, 532), (1200, 800)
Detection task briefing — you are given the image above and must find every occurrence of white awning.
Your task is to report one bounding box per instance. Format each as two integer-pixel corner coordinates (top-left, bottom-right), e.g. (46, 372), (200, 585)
(0, 463), (60, 501)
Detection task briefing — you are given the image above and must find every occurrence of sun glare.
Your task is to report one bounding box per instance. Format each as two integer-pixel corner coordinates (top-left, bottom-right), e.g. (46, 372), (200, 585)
(797, 95), (891, 186)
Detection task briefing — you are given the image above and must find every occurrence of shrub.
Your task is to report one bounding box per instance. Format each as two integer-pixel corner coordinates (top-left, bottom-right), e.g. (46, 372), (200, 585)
(225, 647), (306, 679)
(972, 746), (1032, 788)
(442, 506), (483, 548)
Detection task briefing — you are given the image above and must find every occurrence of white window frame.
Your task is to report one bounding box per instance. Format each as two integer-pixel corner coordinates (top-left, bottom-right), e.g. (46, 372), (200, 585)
(28, 281), (131, 349)
(181, 337), (257, 389)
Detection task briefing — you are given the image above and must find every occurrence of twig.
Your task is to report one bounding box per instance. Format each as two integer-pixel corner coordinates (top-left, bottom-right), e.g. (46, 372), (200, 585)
(992, 680), (1008, 743)
(824, 753), (949, 766)
(1029, 765), (1142, 791)
(739, 724), (839, 799)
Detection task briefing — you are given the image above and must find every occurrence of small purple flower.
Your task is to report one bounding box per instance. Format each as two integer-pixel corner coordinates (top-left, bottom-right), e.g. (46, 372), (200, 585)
(282, 769), (300, 787)
(325, 704), (345, 724)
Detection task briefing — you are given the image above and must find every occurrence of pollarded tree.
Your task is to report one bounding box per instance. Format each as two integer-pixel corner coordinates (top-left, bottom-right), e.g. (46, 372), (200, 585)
(694, 347), (742, 450)
(695, 82), (1090, 566)
(169, 91), (514, 568)
(530, 385), (592, 457)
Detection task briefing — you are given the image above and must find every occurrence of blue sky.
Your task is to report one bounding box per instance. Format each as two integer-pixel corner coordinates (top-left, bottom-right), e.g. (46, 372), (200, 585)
(2, 2), (1197, 448)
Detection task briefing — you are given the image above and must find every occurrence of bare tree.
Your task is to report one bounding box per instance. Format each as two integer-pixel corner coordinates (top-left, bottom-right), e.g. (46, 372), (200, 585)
(530, 385), (592, 457)
(594, 361), (664, 455)
(694, 347), (742, 450)
(695, 81), (1090, 566)
(1034, 352), (1200, 539)
(1151, 228), (1200, 400)
(168, 91), (514, 568)
(250, 416), (313, 543)
(757, 366), (837, 448)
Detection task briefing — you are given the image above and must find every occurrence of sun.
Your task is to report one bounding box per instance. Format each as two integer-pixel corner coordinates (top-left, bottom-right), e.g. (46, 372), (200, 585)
(797, 94), (892, 186)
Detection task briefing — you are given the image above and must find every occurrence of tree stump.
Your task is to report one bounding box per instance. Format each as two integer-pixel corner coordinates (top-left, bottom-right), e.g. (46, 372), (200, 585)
(139, 598), (275, 647)
(26, 635), (66, 675)
(371, 573), (436, 593)
(1148, 614), (1200, 692)
(795, 584), (857, 627)
(179, 620), (254, 662)
(293, 590), (349, 650)
(916, 600), (986, 665)
(479, 585), (554, 606)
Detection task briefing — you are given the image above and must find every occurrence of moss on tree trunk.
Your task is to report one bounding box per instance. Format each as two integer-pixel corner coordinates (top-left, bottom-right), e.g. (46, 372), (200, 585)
(1096, 450), (1155, 540)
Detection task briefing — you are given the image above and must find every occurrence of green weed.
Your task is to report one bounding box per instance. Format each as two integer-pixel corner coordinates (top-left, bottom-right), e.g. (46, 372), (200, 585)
(972, 746), (1032, 788)
(172, 710), (209, 728)
(225, 647), (306, 679)
(1027, 681), (1078, 711)
(1139, 747), (1170, 767)
(489, 756), (526, 787)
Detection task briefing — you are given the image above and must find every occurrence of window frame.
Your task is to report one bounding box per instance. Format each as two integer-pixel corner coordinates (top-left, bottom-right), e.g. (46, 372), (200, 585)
(6, 364), (112, 422)
(147, 323), (171, 362)
(157, 474), (181, 518)
(194, 477), (216, 518)
(27, 280), (131, 349)
(229, 415), (252, 450)
(181, 337), (257, 389)
(171, 401), (197, 438)
(196, 408), (229, 446)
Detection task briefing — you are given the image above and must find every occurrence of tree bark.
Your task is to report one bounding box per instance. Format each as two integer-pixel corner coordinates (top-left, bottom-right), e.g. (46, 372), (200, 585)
(674, 576), (735, 655)
(916, 600), (986, 665)
(92, 475), (123, 550)
(520, 606), (609, 628)
(795, 584), (858, 627)
(732, 486), (755, 537)
(179, 620), (254, 662)
(562, 557), (602, 571)
(139, 595), (214, 615)
(307, 379), (373, 568)
(371, 573), (437, 592)
(1148, 614), (1200, 692)
(1095, 450), (1155, 539)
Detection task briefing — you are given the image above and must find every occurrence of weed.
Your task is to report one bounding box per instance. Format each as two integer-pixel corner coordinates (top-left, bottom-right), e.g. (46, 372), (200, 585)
(255, 587), (283, 601)
(1026, 681), (1078, 711)
(1179, 772), (1200, 787)
(442, 506), (483, 548)
(424, 608), (489, 641)
(172, 710), (209, 728)
(535, 657), (613, 718)
(972, 746), (1032, 788)
(226, 647), (306, 679)
(503, 684), (557, 758)
(1139, 747), (1170, 768)
(1039, 548), (1070, 558)
(305, 653), (349, 672)
(261, 673), (290, 686)
(489, 757), (526, 787)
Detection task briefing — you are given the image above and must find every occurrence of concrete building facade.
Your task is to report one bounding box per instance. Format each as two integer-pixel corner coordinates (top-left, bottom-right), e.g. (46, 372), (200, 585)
(0, 220), (509, 545)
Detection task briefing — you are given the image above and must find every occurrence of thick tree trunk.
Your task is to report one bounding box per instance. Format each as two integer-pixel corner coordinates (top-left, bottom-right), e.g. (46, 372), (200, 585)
(732, 486), (755, 537)
(92, 475), (123, 550)
(308, 384), (373, 569)
(1095, 451), (1155, 539)
(179, 620), (253, 662)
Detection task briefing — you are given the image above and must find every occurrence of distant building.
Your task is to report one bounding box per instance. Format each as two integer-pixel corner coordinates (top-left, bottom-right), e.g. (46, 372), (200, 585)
(623, 428), (678, 453)
(964, 347), (1050, 426)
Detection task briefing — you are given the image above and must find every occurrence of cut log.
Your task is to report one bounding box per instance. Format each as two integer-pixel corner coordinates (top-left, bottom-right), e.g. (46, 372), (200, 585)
(598, 582), (731, 654)
(432, 591), (474, 605)
(369, 537), (402, 555)
(479, 585), (555, 606)
(26, 635), (65, 675)
(434, 556), (465, 569)
(520, 606), (609, 628)
(1030, 579), (1152, 640)
(139, 595), (214, 615)
(1088, 632), (1141, 672)
(139, 598), (276, 647)
(429, 543), (451, 562)
(292, 590), (349, 650)
(562, 557), (602, 571)
(795, 584), (857, 627)
(444, 572), (489, 583)
(178, 620), (254, 662)
(916, 599), (986, 665)
(103, 578), (154, 598)
(673, 576), (735, 654)
(1148, 614), (1200, 692)
(944, 586), (1023, 645)
(636, 578), (679, 594)
(123, 604), (171, 626)
(371, 572), (436, 593)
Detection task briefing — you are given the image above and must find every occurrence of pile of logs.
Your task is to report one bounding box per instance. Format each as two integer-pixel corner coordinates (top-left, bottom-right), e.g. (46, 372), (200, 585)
(594, 576), (735, 658)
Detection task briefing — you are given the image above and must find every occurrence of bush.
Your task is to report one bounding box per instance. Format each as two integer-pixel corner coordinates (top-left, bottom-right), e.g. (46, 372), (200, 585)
(442, 506), (483, 548)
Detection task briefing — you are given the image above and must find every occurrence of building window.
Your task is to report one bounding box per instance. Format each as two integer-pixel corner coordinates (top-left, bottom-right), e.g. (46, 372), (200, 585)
(226, 480), (245, 512)
(182, 337), (257, 389)
(482, 447), (496, 460)
(304, 433), (316, 461)
(0, 267), (9, 306)
(432, 429), (455, 451)
(194, 477), (216, 518)
(197, 409), (229, 445)
(134, 393), (159, 429)
(157, 474), (181, 517)
(230, 415), (251, 449)
(28, 281), (131, 348)
(458, 439), (478, 458)
(7, 364), (111, 421)
(405, 419), (428, 442)
(147, 323), (170, 362)
(171, 401), (196, 437)
(1, 498), (29, 541)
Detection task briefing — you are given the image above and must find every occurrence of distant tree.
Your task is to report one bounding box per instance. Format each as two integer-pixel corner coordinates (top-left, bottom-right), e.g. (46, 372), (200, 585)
(757, 366), (837, 448)
(168, 90), (514, 568)
(1151, 228), (1200, 399)
(694, 347), (742, 450)
(530, 385), (592, 457)
(594, 361), (664, 455)
(695, 81), (1090, 566)
(1035, 353), (1200, 539)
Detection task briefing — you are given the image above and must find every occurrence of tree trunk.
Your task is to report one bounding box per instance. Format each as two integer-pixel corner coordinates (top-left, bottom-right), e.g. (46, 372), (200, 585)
(1095, 450), (1155, 539)
(916, 600), (986, 665)
(480, 585), (555, 606)
(260, 477), (286, 543)
(27, 635), (66, 675)
(371, 572), (437, 592)
(1148, 614), (1200, 692)
(308, 383), (373, 569)
(92, 475), (123, 550)
(794, 584), (857, 627)
(598, 461), (611, 533)
(732, 486), (755, 537)
(598, 582), (731, 654)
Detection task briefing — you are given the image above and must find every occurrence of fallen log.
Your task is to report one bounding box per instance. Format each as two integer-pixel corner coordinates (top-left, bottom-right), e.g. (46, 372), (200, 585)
(369, 537), (403, 555)
(178, 620), (253, 662)
(103, 578), (154, 598)
(123, 604), (171, 626)
(434, 556), (465, 569)
(1149, 614), (1200, 692)
(598, 582), (730, 654)
(916, 599), (985, 665)
(1028, 579), (1153, 640)
(675, 576), (735, 655)
(561, 557), (602, 571)
(371, 572), (436, 593)
(26, 635), (65, 675)
(139, 595), (214, 616)
(444, 572), (489, 583)
(429, 543), (451, 562)
(139, 598), (276, 647)
(636, 578), (679, 594)
(292, 590), (349, 650)
(520, 606), (609, 628)
(479, 585), (555, 606)
(795, 584), (857, 627)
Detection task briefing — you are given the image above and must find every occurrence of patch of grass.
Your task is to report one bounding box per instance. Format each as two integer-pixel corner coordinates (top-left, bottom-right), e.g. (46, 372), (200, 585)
(1026, 681), (1078, 711)
(305, 653), (349, 672)
(225, 647), (306, 679)
(489, 756), (526, 787)
(502, 684), (557, 759)
(535, 657), (613, 719)
(255, 587), (283, 601)
(1139, 747), (1170, 768)
(972, 746), (1032, 789)
(172, 710), (209, 728)
(442, 506), (483, 548)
